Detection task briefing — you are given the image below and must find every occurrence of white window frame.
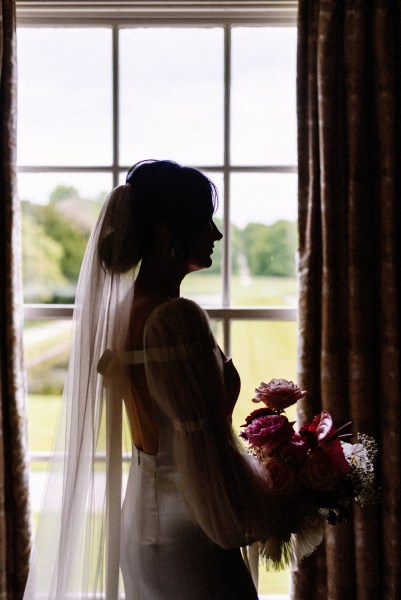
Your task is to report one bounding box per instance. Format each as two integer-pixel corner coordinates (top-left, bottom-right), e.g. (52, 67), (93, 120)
(18, 6), (297, 596)
(17, 0), (298, 349)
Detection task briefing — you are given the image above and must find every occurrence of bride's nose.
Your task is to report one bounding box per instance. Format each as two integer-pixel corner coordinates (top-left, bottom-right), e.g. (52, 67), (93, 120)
(211, 221), (223, 241)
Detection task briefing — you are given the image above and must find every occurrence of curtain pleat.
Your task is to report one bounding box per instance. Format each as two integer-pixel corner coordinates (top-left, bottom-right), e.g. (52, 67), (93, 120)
(295, 1), (401, 599)
(0, 1), (32, 598)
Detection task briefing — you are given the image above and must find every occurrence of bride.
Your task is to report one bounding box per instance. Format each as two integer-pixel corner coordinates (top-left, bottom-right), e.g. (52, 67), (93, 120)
(23, 160), (307, 599)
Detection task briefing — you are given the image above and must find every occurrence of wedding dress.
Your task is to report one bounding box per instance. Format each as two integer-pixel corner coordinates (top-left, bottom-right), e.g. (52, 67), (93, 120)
(115, 295), (324, 598)
(119, 331), (258, 599)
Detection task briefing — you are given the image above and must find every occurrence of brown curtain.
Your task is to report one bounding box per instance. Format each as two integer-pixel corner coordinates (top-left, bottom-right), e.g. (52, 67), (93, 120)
(0, 0), (32, 598)
(294, 1), (401, 599)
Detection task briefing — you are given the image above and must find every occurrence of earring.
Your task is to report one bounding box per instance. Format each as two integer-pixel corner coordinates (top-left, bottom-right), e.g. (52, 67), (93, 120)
(170, 246), (177, 259)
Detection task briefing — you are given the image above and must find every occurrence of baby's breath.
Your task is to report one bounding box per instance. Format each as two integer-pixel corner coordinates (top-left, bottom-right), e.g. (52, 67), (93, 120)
(357, 433), (378, 463)
(344, 433), (380, 508)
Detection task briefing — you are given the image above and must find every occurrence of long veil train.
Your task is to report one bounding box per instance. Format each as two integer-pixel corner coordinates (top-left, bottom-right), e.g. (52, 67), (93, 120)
(23, 185), (134, 599)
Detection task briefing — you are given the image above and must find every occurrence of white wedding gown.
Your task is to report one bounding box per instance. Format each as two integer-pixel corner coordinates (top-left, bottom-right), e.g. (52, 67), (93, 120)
(120, 410), (258, 599)
(119, 299), (259, 599)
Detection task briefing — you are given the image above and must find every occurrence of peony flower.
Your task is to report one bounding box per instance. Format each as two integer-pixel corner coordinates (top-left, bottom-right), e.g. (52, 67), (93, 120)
(298, 449), (341, 491)
(240, 406), (276, 431)
(262, 456), (298, 495)
(242, 413), (295, 455)
(254, 378), (306, 411)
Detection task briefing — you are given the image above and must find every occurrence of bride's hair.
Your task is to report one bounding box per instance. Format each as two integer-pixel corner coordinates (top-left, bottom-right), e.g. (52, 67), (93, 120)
(98, 159), (218, 274)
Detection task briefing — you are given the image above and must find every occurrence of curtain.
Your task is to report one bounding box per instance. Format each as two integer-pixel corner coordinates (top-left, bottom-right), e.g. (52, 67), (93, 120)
(0, 0), (32, 598)
(294, 1), (401, 599)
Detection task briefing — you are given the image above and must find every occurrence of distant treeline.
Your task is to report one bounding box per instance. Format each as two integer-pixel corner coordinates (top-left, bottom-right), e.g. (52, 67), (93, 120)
(22, 186), (297, 303)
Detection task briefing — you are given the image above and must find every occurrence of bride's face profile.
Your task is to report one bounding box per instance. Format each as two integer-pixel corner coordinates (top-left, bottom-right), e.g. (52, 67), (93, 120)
(185, 218), (223, 273)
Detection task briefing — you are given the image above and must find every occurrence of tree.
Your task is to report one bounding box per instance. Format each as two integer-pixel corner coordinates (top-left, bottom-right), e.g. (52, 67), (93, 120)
(49, 185), (79, 204)
(21, 210), (69, 303)
(243, 220), (297, 277)
(30, 203), (88, 284)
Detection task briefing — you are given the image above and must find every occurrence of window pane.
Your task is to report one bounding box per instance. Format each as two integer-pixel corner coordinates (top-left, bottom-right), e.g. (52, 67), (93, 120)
(17, 28), (112, 166)
(231, 27), (297, 165)
(231, 320), (297, 432)
(24, 319), (71, 519)
(230, 172), (298, 306)
(120, 28), (224, 165)
(19, 172), (111, 303)
(231, 319), (296, 596)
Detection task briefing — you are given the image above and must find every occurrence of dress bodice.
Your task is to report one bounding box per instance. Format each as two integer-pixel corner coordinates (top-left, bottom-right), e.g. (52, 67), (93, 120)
(221, 354), (241, 419)
(121, 344), (241, 453)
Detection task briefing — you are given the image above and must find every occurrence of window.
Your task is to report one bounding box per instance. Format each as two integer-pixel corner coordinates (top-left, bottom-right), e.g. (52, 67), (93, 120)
(17, 2), (297, 597)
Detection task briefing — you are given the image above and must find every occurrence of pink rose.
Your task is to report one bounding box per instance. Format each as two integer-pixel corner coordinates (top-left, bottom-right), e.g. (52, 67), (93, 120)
(298, 449), (341, 491)
(243, 413), (295, 455)
(254, 379), (306, 411)
(262, 456), (298, 495)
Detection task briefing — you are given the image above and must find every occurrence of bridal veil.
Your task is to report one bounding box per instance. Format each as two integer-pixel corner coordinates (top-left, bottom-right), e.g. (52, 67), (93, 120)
(23, 183), (135, 599)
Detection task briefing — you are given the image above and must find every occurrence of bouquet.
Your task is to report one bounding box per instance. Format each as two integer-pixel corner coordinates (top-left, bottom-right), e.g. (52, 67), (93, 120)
(240, 379), (379, 566)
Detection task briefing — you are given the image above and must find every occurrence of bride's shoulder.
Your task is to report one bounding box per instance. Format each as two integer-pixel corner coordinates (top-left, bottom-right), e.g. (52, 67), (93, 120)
(145, 297), (211, 341)
(149, 297), (207, 321)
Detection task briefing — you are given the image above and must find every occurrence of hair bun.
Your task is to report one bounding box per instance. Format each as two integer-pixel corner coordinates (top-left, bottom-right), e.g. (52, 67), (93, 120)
(98, 184), (138, 274)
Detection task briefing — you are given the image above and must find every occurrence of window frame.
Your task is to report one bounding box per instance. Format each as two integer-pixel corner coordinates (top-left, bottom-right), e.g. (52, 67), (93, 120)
(18, 4), (298, 598)
(18, 0), (298, 355)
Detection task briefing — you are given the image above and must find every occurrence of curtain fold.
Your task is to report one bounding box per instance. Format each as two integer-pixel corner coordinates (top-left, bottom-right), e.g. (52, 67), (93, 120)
(0, 1), (32, 598)
(295, 1), (401, 599)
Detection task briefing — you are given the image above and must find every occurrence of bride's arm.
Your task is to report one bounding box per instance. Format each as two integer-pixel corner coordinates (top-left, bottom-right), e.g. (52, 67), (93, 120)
(143, 298), (304, 550)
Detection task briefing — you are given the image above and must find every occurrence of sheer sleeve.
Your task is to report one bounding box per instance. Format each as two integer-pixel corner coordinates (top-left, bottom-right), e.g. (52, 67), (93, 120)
(143, 299), (320, 565)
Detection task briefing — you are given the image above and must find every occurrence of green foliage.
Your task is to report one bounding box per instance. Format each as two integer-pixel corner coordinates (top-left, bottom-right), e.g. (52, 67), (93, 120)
(33, 203), (88, 282)
(49, 184), (79, 204)
(21, 211), (69, 302)
(21, 187), (103, 302)
(21, 182), (298, 305)
(243, 220), (297, 277)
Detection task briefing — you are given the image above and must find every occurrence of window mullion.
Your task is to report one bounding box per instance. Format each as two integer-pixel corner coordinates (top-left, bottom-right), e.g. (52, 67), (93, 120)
(222, 24), (231, 355)
(223, 23), (231, 309)
(112, 24), (120, 187)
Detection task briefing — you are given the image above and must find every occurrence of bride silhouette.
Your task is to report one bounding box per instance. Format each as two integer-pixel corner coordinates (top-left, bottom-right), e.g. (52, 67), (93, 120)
(23, 160), (310, 600)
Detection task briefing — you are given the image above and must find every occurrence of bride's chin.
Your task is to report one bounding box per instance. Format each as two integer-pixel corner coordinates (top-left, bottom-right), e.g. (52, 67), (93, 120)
(186, 259), (212, 274)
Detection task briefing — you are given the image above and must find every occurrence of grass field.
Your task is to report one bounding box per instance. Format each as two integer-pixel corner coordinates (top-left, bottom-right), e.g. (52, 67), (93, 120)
(181, 273), (297, 307)
(26, 274), (297, 596)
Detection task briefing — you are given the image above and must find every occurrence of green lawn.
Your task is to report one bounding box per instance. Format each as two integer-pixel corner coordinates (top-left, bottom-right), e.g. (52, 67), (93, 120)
(182, 273), (297, 307)
(27, 394), (61, 453)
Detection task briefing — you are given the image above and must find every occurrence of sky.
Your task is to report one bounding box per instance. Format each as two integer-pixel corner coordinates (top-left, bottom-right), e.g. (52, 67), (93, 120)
(16, 25), (297, 228)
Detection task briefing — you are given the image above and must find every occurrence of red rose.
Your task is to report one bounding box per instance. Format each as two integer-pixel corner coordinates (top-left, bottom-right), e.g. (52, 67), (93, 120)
(298, 449), (341, 491)
(262, 456), (298, 495)
(278, 432), (309, 465)
(243, 414), (295, 455)
(321, 439), (350, 475)
(254, 379), (306, 411)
